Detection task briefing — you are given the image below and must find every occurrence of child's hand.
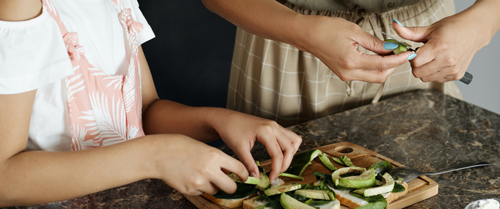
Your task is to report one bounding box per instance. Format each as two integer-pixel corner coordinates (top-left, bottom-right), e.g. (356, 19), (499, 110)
(153, 134), (248, 196)
(209, 110), (302, 184)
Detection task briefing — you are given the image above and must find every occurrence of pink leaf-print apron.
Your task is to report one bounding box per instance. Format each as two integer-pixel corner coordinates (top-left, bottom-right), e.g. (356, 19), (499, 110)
(42, 0), (145, 151)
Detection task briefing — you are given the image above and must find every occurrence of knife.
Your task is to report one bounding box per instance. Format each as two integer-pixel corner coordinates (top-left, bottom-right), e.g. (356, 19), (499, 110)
(378, 30), (473, 85)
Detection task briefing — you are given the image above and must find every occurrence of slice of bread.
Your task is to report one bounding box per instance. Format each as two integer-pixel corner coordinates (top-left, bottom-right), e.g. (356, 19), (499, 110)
(202, 193), (256, 208)
(329, 182), (409, 208)
(243, 196), (341, 209)
(386, 182), (409, 204)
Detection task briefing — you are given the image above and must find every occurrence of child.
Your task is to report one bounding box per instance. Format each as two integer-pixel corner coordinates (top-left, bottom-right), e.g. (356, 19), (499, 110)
(0, 0), (302, 207)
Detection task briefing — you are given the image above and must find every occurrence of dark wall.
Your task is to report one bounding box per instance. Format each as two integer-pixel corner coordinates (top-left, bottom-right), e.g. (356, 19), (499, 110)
(139, 0), (236, 108)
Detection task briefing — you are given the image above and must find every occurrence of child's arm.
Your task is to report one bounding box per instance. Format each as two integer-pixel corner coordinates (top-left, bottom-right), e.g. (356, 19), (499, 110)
(0, 91), (245, 206)
(0, 0), (42, 21)
(139, 47), (302, 183)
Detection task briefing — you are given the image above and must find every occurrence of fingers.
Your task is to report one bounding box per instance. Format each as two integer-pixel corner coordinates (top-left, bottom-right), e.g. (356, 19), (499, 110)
(234, 147), (260, 179)
(219, 153), (249, 186)
(356, 51), (413, 72)
(282, 128), (302, 153)
(274, 128), (299, 174)
(354, 30), (394, 55)
(207, 170), (237, 195)
(392, 21), (431, 43)
(256, 129), (283, 182)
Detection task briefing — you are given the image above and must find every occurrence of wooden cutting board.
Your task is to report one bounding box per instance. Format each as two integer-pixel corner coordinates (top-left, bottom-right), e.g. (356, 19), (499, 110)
(184, 142), (438, 209)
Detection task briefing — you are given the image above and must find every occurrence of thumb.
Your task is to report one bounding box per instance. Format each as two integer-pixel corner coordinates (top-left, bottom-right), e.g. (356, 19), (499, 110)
(392, 20), (431, 43)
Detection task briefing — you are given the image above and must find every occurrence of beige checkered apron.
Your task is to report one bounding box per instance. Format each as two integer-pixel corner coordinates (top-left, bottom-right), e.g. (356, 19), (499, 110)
(227, 0), (462, 127)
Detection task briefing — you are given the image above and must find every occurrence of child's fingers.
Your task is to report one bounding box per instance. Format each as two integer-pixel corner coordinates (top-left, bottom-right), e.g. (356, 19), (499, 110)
(274, 128), (300, 174)
(219, 153), (249, 186)
(208, 170), (238, 195)
(257, 131), (284, 183)
(234, 147), (260, 179)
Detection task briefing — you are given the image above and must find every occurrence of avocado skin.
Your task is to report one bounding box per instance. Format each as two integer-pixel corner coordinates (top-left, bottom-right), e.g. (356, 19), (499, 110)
(280, 193), (315, 209)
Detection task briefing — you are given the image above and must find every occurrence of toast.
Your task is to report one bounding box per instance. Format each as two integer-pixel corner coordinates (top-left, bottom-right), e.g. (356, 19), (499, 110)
(242, 196), (341, 209)
(331, 182), (409, 208)
(202, 192), (256, 208)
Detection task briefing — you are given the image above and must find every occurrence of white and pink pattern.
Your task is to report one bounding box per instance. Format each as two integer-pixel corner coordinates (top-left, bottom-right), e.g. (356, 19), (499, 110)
(41, 0), (145, 151)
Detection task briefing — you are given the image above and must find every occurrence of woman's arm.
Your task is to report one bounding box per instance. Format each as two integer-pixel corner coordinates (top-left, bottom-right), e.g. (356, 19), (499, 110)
(201, 0), (414, 83)
(394, 0), (500, 82)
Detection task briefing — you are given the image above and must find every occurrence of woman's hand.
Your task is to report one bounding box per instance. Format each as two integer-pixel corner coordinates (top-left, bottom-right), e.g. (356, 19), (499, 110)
(298, 15), (414, 83)
(208, 110), (302, 183)
(153, 134), (248, 196)
(393, 0), (500, 83)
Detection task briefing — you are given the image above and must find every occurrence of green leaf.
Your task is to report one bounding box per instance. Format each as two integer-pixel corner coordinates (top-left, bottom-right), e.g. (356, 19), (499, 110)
(356, 201), (387, 209)
(285, 149), (323, 176)
(392, 182), (406, 193)
(212, 182), (258, 199)
(304, 199), (333, 206)
(368, 161), (393, 178)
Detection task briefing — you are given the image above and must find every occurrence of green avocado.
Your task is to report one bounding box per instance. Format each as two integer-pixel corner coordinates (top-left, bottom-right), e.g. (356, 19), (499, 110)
(331, 167), (366, 184)
(338, 168), (376, 189)
(227, 173), (259, 185)
(294, 189), (335, 200)
(285, 149), (323, 176)
(353, 172), (395, 197)
(257, 172), (270, 190)
(280, 193), (315, 209)
(386, 39), (408, 55)
(319, 153), (337, 171)
(264, 184), (302, 196)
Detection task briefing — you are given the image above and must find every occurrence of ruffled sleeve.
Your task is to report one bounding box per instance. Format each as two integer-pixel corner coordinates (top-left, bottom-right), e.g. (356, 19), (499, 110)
(129, 0), (155, 45)
(0, 7), (73, 95)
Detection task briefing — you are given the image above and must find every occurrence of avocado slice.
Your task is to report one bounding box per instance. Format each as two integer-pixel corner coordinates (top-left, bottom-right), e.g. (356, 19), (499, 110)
(338, 169), (376, 189)
(294, 189), (335, 200)
(331, 167), (366, 184)
(227, 173), (259, 185)
(352, 172), (395, 197)
(385, 39), (408, 55)
(285, 149), (323, 176)
(257, 172), (270, 190)
(264, 184), (302, 196)
(280, 193), (315, 209)
(319, 153), (337, 171)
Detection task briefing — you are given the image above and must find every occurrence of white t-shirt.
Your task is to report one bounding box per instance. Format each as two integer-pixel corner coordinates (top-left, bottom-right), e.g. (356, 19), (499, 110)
(0, 0), (155, 151)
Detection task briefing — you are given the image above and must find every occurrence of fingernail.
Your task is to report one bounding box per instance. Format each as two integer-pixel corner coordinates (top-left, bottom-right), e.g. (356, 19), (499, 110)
(250, 172), (257, 177)
(407, 52), (417, 61)
(393, 18), (404, 27)
(383, 42), (399, 50)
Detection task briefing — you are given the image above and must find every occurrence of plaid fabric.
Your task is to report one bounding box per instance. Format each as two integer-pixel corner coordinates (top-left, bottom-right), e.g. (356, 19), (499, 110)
(227, 0), (462, 127)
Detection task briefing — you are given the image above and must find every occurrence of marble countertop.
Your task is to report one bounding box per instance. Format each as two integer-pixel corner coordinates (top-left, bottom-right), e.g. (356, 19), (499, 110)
(7, 90), (500, 209)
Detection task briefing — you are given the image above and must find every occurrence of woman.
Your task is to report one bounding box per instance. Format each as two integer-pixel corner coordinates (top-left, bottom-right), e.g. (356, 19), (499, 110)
(202, 0), (500, 127)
